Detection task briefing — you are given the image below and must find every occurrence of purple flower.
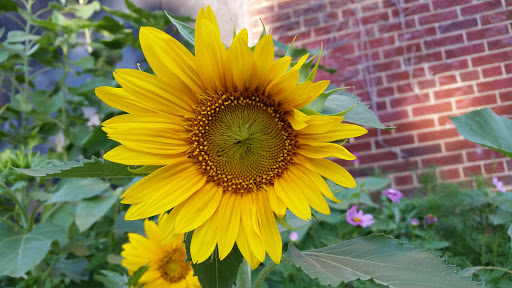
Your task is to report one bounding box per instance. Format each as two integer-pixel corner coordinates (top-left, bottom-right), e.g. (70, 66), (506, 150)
(492, 176), (507, 193)
(289, 232), (299, 242)
(346, 205), (374, 228)
(382, 188), (403, 203)
(423, 214), (437, 228)
(410, 218), (419, 227)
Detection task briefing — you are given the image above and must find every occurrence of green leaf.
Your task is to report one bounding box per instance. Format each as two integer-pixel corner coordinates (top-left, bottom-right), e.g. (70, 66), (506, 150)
(47, 178), (110, 204)
(53, 258), (89, 282)
(0, 222), (64, 277)
(166, 11), (195, 46)
(301, 87), (347, 113)
(184, 232), (243, 288)
(126, 265), (149, 287)
(508, 225), (512, 252)
(258, 18), (266, 41)
(95, 270), (127, 288)
(71, 0), (100, 19)
(75, 192), (117, 232)
(0, 50), (8, 62)
(277, 210), (310, 232)
(13, 156), (139, 178)
(6, 30), (40, 43)
(9, 93), (32, 112)
(0, 0), (19, 11)
(451, 108), (512, 159)
(306, 45), (322, 82)
(32, 90), (64, 114)
(287, 234), (484, 288)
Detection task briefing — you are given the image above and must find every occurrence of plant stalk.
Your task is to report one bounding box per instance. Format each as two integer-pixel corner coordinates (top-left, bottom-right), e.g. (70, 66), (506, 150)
(237, 258), (251, 288)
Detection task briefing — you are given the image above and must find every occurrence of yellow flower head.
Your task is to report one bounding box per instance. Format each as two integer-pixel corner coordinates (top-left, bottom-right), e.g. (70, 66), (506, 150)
(97, 6), (367, 269)
(121, 214), (200, 287)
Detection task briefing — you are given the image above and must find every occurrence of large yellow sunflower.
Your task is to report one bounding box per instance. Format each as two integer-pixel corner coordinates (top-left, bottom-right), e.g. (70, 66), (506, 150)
(97, 6), (367, 269)
(121, 214), (200, 288)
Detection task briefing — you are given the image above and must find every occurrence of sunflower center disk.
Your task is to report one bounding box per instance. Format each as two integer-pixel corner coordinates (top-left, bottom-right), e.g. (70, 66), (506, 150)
(158, 247), (191, 283)
(188, 91), (297, 194)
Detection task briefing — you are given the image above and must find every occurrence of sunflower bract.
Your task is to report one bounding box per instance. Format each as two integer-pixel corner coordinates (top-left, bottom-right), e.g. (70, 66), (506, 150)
(97, 5), (367, 269)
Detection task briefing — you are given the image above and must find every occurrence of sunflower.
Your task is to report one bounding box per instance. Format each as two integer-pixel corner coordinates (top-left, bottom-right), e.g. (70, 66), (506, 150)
(97, 6), (367, 269)
(121, 214), (200, 287)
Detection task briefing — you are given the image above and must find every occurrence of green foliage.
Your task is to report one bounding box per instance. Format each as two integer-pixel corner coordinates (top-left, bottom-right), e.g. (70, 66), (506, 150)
(288, 235), (483, 288)
(451, 108), (512, 159)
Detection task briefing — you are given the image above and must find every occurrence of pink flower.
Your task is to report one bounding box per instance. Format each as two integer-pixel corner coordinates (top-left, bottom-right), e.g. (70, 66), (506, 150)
(382, 188), (403, 203)
(346, 205), (374, 228)
(492, 176), (507, 193)
(423, 214), (437, 228)
(410, 218), (419, 227)
(289, 232), (299, 242)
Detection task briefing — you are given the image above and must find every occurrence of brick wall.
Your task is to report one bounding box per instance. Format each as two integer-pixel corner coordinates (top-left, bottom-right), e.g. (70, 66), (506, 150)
(248, 0), (512, 193)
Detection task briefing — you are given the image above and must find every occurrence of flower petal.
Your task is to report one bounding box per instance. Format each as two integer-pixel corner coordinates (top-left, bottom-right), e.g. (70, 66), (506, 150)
(174, 182), (223, 233)
(190, 209), (219, 263)
(241, 193), (265, 263)
(286, 164), (330, 215)
(298, 123), (368, 143)
(287, 108), (310, 130)
(254, 191), (282, 264)
(228, 29), (258, 91)
(274, 173), (311, 220)
(280, 80), (330, 109)
(266, 185), (287, 217)
(95, 86), (156, 114)
(297, 154), (356, 188)
(217, 192), (242, 260)
(292, 162), (341, 203)
(104, 145), (185, 166)
(235, 224), (261, 270)
(253, 35), (274, 90)
(298, 142), (356, 160)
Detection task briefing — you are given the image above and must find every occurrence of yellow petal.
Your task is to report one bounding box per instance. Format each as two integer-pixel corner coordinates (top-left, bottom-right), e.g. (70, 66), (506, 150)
(254, 191), (282, 264)
(298, 123), (368, 143)
(263, 56), (291, 89)
(288, 53), (309, 72)
(95, 86), (156, 114)
(299, 115), (342, 134)
(191, 209), (219, 263)
(174, 182), (223, 233)
(286, 108), (310, 130)
(297, 154), (356, 188)
(139, 26), (205, 95)
(253, 35), (274, 90)
(102, 113), (185, 134)
(104, 145), (185, 166)
(159, 211), (180, 243)
(298, 143), (356, 160)
(266, 185), (287, 218)
(280, 80), (330, 109)
(286, 164), (330, 215)
(228, 29), (258, 91)
(292, 162), (341, 203)
(105, 128), (190, 155)
(266, 70), (299, 100)
(274, 173), (311, 220)
(122, 160), (207, 219)
(241, 193), (265, 262)
(217, 192), (242, 260)
(235, 225), (262, 270)
(113, 69), (194, 116)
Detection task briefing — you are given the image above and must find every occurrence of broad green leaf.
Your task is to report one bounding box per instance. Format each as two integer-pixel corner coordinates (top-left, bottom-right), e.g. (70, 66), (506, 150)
(115, 211), (145, 235)
(451, 108), (512, 159)
(0, 222), (64, 277)
(95, 270), (127, 288)
(301, 87), (347, 113)
(0, 50), (8, 62)
(184, 232), (243, 288)
(75, 192), (117, 232)
(6, 31), (40, 43)
(13, 156), (139, 178)
(71, 0), (100, 19)
(53, 258), (89, 282)
(287, 234), (483, 288)
(68, 77), (117, 96)
(47, 178), (110, 204)
(166, 11), (195, 46)
(126, 265), (149, 287)
(9, 93), (32, 112)
(0, 0), (18, 11)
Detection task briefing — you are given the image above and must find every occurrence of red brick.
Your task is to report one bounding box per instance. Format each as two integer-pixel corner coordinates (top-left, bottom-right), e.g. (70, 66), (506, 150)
(455, 93), (498, 110)
(460, 70), (480, 82)
(414, 51), (443, 64)
(292, 3), (327, 17)
(467, 149), (506, 162)
(251, 4), (275, 16)
(341, 8), (357, 18)
(433, 84), (474, 100)
(466, 25), (510, 42)
(358, 150), (398, 165)
(439, 167), (462, 180)
(382, 43), (422, 58)
(378, 19), (416, 35)
(327, 43), (356, 56)
(277, 32), (311, 44)
(379, 109), (409, 123)
(432, 0), (471, 10)
(482, 66), (503, 78)
(424, 34), (464, 50)
(380, 159), (419, 174)
(360, 11), (389, 25)
(386, 68), (425, 83)
(396, 118), (436, 133)
(463, 164), (483, 177)
(376, 100), (388, 111)
(480, 10), (512, 26)
(402, 144), (442, 157)
(364, 35), (396, 49)
(444, 43), (486, 59)
(483, 161), (506, 174)
(278, 0), (310, 10)
(417, 127), (459, 142)
(507, 159), (512, 171)
(487, 37), (512, 51)
(429, 59), (469, 75)
(376, 86), (395, 98)
(422, 153), (464, 167)
(376, 134), (415, 148)
(460, 1), (503, 16)
(412, 101), (453, 117)
(343, 140), (372, 152)
(260, 11), (292, 25)
(438, 75), (458, 86)
(372, 60), (402, 73)
(322, 11), (340, 23)
(439, 18), (478, 34)
(395, 82), (415, 95)
(329, 0), (354, 9)
(438, 114), (459, 126)
(390, 93), (430, 108)
(272, 20), (301, 34)
(416, 79), (436, 90)
(399, 27), (437, 41)
(444, 139), (477, 152)
(499, 90), (512, 102)
(492, 103), (512, 116)
(418, 10), (458, 26)
(314, 23), (347, 37)
(394, 174), (414, 186)
(304, 16), (320, 27)
(362, 1), (380, 13)
(390, 2), (431, 18)
(477, 78), (512, 93)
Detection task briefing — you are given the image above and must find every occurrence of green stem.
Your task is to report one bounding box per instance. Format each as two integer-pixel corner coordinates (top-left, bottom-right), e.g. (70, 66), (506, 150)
(22, 0), (33, 136)
(254, 256), (287, 288)
(470, 266), (512, 275)
(237, 259), (251, 288)
(40, 254), (64, 286)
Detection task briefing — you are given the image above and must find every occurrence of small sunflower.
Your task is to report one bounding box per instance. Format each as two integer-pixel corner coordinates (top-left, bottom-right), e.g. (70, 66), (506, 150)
(121, 214), (200, 288)
(97, 6), (367, 269)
